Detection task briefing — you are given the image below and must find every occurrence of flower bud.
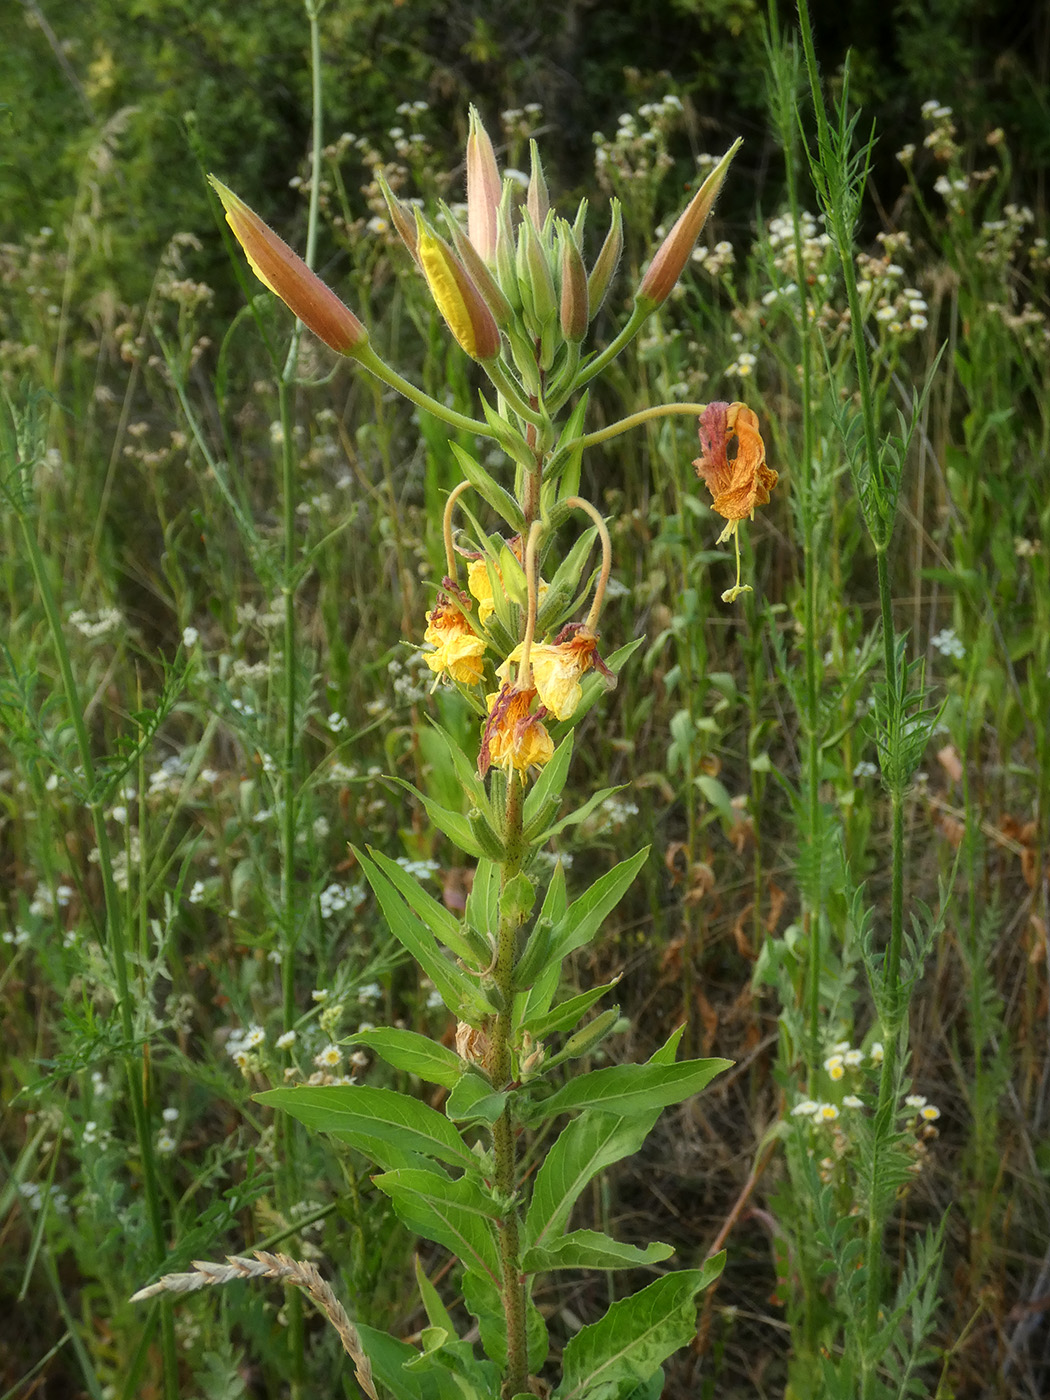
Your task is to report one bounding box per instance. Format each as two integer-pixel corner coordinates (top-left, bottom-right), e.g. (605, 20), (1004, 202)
(587, 198), (623, 316)
(526, 139), (550, 229)
(375, 169), (420, 266)
(209, 176), (367, 356)
(519, 217), (558, 331)
(558, 221), (589, 342)
(466, 105), (502, 261)
(443, 203), (513, 327)
(416, 216), (502, 361)
(636, 139), (742, 309)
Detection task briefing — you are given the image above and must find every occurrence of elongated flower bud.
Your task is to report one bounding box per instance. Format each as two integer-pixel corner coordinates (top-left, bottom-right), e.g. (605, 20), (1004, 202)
(636, 139), (742, 309)
(443, 203), (513, 327)
(209, 177), (367, 356)
(416, 216), (501, 361)
(466, 105), (501, 261)
(558, 222), (589, 342)
(526, 139), (550, 229)
(375, 169), (420, 266)
(520, 216), (558, 326)
(587, 198), (623, 316)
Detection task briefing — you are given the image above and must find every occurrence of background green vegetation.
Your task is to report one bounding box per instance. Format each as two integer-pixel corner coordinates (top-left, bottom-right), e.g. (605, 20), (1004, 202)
(2, 1), (1048, 1397)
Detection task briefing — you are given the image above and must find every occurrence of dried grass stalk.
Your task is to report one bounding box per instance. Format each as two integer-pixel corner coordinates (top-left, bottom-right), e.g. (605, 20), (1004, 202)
(131, 1249), (376, 1399)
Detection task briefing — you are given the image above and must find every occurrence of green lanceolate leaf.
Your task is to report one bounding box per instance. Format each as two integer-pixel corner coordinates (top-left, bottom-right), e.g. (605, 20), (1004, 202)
(522, 1230), (674, 1273)
(389, 777), (488, 860)
(355, 1324), (464, 1400)
(425, 719), (495, 823)
(523, 978), (621, 1039)
(547, 848), (650, 964)
(365, 846), (488, 966)
(523, 732), (573, 826)
(444, 1071), (508, 1126)
(465, 858), (500, 942)
(529, 786), (629, 847)
(356, 851), (491, 1022)
(415, 1254), (458, 1337)
(450, 438), (528, 529)
(524, 1029), (685, 1250)
(373, 1168), (501, 1284)
(552, 1256), (726, 1400)
(534, 1055), (730, 1122)
(258, 1084), (475, 1170)
(345, 1028), (465, 1090)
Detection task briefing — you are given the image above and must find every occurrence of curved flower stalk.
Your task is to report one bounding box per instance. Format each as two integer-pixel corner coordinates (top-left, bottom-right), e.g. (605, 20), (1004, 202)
(156, 106), (779, 1400)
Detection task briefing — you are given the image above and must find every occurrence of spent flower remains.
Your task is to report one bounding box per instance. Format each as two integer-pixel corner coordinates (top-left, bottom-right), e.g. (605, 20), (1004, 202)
(168, 108), (779, 1398)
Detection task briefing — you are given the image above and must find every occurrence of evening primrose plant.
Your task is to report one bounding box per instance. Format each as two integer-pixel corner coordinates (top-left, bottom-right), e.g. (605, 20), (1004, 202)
(133, 110), (780, 1397)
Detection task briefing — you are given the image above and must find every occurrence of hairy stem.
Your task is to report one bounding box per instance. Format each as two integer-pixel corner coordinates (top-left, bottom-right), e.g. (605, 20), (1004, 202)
(490, 774), (528, 1396)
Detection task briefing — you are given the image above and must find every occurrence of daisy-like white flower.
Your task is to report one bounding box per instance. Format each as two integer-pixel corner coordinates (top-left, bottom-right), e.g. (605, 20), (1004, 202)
(920, 1105), (941, 1122)
(869, 1041), (884, 1065)
(791, 1099), (819, 1117)
(313, 1044), (342, 1069)
(843, 1095), (864, 1109)
(816, 1103), (839, 1123)
(844, 1049), (864, 1068)
(904, 1093), (928, 1109)
(823, 1054), (845, 1081)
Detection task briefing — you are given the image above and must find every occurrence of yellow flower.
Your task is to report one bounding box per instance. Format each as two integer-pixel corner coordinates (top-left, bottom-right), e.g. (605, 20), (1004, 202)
(693, 401), (778, 529)
(467, 559), (499, 625)
(423, 594), (486, 685)
(478, 685), (554, 777)
(499, 625), (610, 721)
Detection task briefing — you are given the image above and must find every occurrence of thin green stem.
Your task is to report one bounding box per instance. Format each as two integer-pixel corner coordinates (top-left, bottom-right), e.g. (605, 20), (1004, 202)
(15, 506), (179, 1400)
(546, 400), (710, 482)
(355, 343), (498, 439)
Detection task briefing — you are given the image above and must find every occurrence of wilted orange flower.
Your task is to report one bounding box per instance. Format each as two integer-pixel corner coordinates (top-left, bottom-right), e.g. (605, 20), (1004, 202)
(423, 594), (486, 685)
(498, 625), (611, 721)
(693, 401), (777, 532)
(478, 685), (554, 777)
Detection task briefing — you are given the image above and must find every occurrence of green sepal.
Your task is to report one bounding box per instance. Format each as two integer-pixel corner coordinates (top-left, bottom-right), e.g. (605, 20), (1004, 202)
(345, 1028), (465, 1090)
(449, 438), (527, 529)
(497, 540), (528, 609)
(552, 1257), (725, 1400)
(523, 978), (621, 1039)
(374, 1168), (501, 1280)
(365, 845), (489, 966)
(257, 1085), (475, 1170)
(546, 1006), (621, 1067)
(531, 1055), (731, 1123)
(469, 809), (507, 860)
(444, 1071), (508, 1126)
(522, 1230), (673, 1273)
(356, 848), (491, 1021)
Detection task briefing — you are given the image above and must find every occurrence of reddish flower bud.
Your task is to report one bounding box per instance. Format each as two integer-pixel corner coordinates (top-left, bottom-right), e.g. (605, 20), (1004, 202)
(559, 223), (589, 342)
(636, 139), (742, 309)
(209, 177), (367, 356)
(466, 106), (502, 261)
